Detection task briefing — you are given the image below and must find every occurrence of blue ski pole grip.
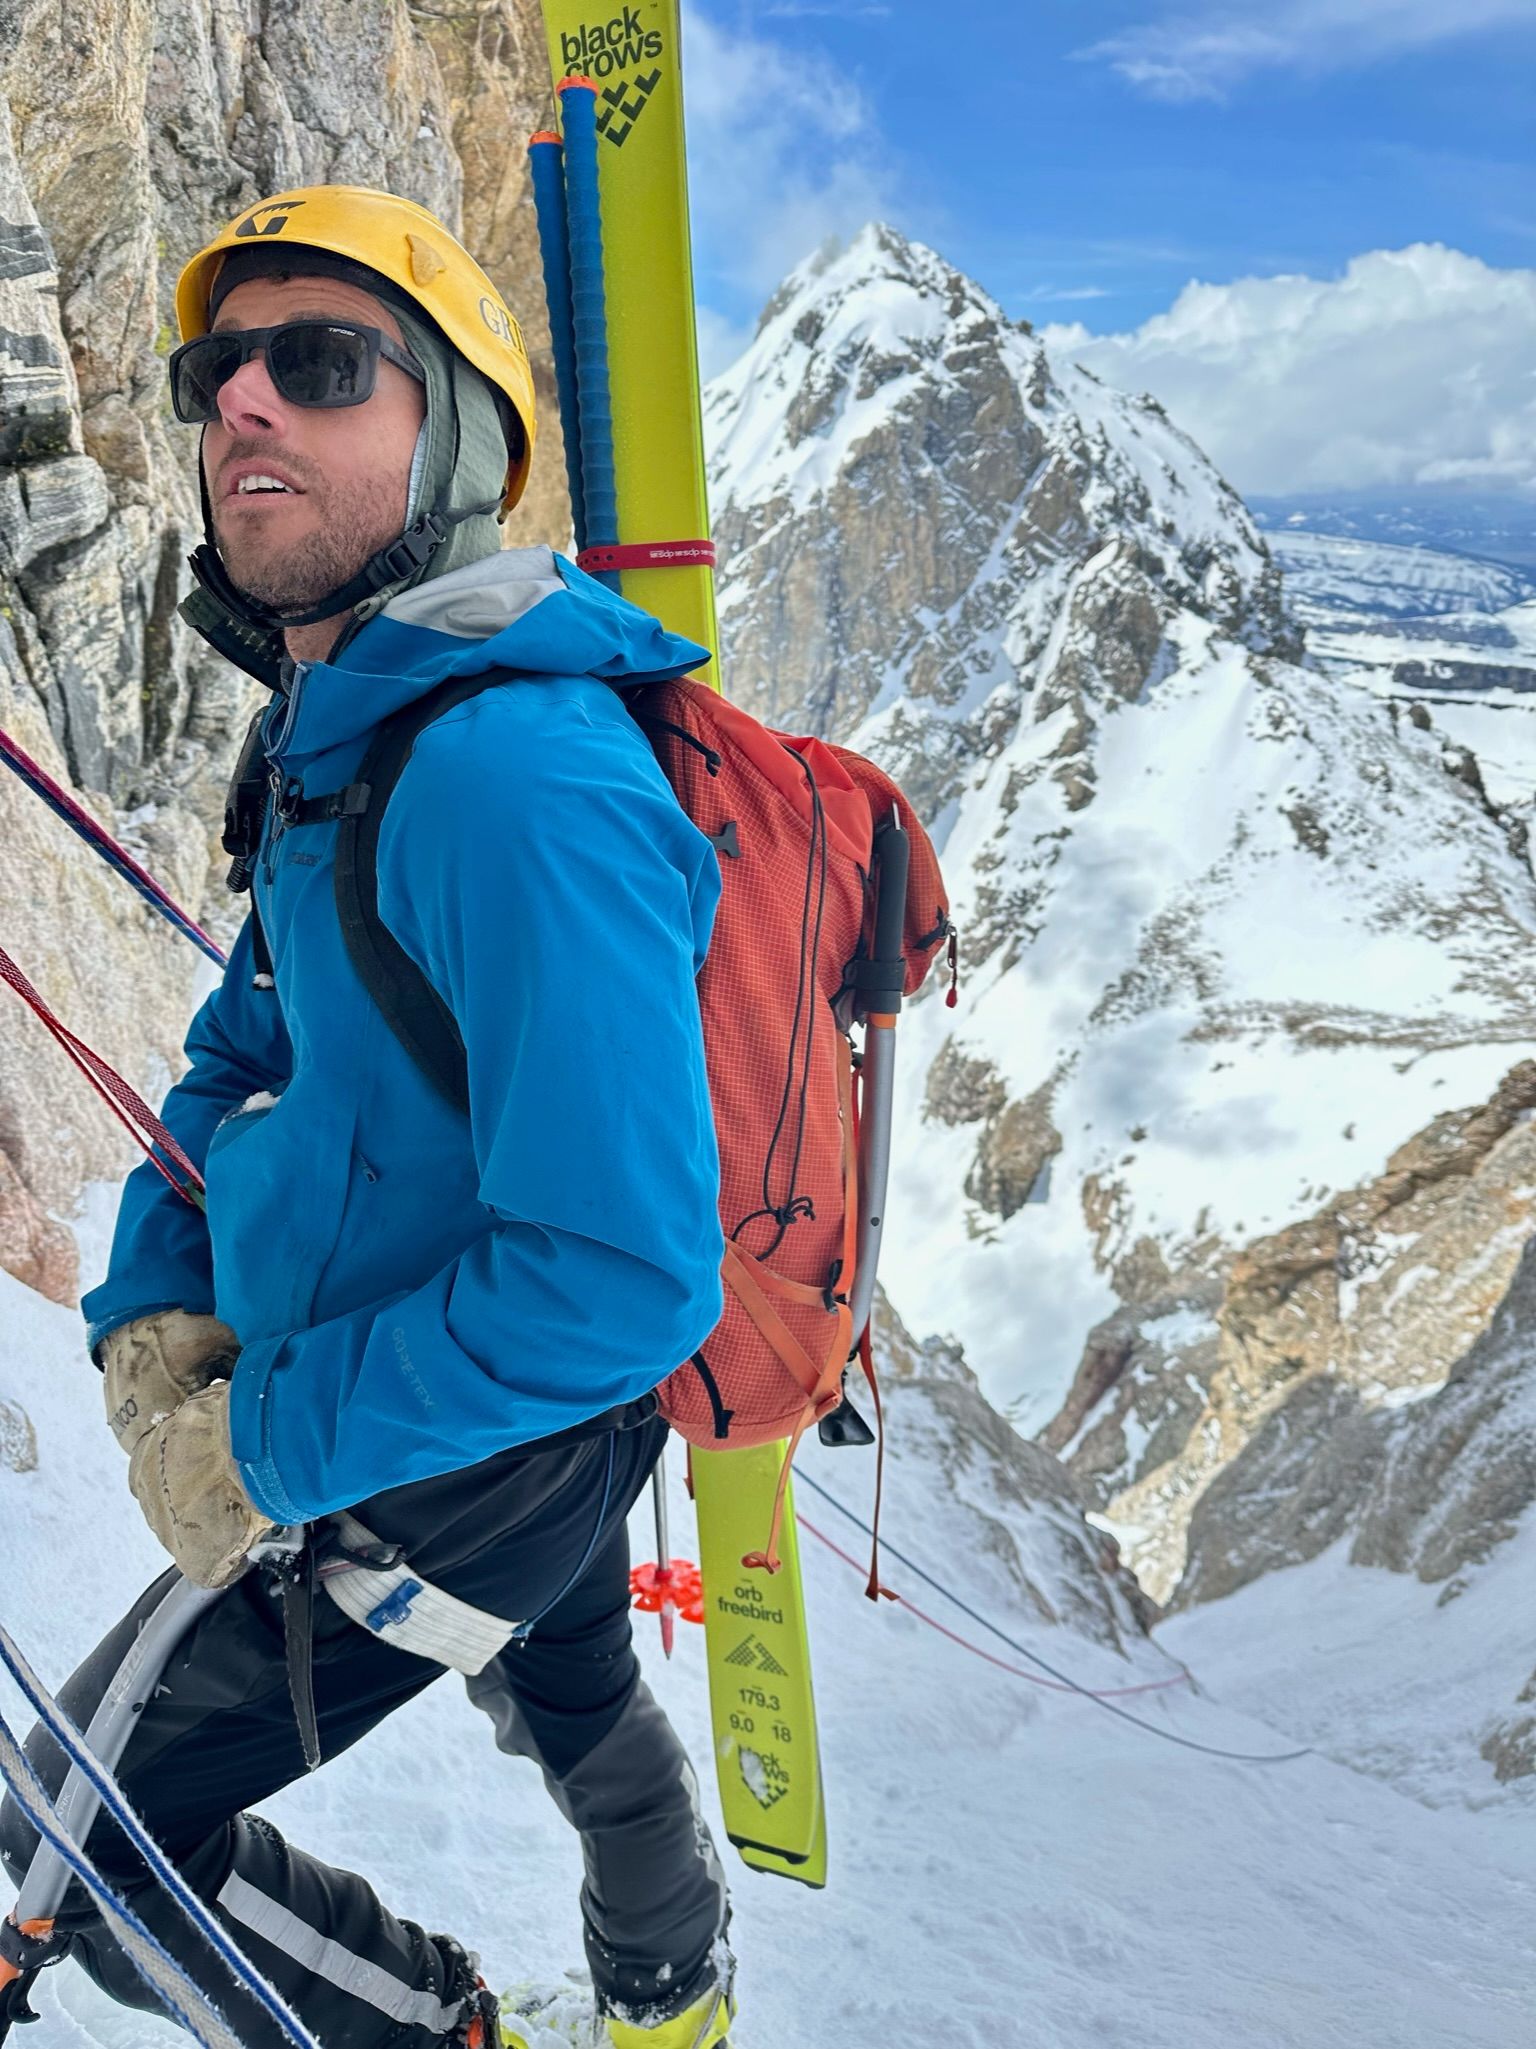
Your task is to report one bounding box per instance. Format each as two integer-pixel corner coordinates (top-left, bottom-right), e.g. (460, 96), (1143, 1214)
(528, 130), (588, 553)
(558, 75), (620, 589)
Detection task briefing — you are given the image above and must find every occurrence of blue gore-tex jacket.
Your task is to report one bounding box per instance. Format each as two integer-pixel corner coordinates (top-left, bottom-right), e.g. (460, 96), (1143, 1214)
(82, 549), (725, 1524)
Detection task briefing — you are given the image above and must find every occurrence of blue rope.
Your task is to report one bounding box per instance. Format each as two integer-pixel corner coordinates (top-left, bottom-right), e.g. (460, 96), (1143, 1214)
(0, 1619), (324, 2049)
(529, 132), (588, 554)
(558, 79), (620, 590)
(0, 1706), (245, 2048)
(0, 736), (226, 970)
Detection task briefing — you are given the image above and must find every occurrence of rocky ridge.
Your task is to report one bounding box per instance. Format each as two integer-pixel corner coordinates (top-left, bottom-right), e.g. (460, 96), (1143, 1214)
(1062, 1061), (1536, 1606)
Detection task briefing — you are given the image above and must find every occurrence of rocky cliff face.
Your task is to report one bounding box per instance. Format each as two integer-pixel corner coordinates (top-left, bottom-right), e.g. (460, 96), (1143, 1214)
(1076, 1062), (1536, 1605)
(868, 1285), (1156, 1649)
(707, 225), (1536, 1635)
(708, 225), (1298, 841)
(0, 0), (564, 1297)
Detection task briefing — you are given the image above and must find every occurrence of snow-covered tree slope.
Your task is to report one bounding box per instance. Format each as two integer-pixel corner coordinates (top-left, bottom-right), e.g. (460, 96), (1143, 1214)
(4, 1218), (1535, 2049)
(1268, 529), (1536, 815)
(1274, 530), (1535, 626)
(706, 226), (1536, 1458)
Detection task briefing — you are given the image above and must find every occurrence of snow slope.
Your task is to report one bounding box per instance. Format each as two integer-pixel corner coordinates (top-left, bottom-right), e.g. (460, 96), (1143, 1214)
(3, 1217), (1535, 2049)
(881, 622), (1536, 1431)
(1164, 1536), (1536, 1818)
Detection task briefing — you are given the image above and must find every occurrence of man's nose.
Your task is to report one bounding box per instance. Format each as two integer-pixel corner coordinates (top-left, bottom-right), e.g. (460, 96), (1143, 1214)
(214, 351), (289, 435)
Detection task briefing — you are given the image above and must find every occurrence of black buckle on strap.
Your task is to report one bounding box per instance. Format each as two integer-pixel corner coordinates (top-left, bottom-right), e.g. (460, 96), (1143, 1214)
(275, 782), (372, 828)
(375, 514), (448, 587)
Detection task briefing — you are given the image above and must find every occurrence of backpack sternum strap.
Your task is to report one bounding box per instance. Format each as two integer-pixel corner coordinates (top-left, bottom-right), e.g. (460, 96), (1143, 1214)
(277, 781), (372, 827)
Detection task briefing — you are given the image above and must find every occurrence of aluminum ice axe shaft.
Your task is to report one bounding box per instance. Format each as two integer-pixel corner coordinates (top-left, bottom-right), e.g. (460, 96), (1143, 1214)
(845, 810), (911, 1352)
(4, 1533), (301, 1966)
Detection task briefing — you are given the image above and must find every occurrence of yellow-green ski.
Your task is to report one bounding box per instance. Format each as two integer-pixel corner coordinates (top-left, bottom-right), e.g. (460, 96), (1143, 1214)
(689, 1443), (827, 1887)
(538, 0), (827, 1884)
(539, 0), (719, 686)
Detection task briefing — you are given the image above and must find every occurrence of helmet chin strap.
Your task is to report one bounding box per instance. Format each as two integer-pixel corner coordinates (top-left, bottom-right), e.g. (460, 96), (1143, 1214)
(188, 486), (501, 635)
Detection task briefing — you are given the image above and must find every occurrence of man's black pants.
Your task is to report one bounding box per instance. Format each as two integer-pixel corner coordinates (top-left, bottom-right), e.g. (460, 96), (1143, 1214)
(0, 1414), (728, 2047)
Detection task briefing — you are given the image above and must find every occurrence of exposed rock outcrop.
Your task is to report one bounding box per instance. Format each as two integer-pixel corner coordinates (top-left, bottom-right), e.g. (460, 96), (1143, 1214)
(869, 1286), (1156, 1648)
(1057, 1065), (1536, 1605)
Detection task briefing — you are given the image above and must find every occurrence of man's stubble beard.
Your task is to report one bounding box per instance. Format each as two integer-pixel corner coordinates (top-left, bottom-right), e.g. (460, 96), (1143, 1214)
(213, 474), (406, 616)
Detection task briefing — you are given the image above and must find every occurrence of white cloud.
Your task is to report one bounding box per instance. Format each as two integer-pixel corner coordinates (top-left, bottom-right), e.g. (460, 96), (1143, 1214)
(682, 6), (897, 310)
(1042, 245), (1536, 498)
(1023, 284), (1113, 304)
(1081, 0), (1536, 100)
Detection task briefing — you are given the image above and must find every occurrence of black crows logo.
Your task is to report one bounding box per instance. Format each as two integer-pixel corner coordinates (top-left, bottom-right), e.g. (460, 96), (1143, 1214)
(596, 70), (662, 148)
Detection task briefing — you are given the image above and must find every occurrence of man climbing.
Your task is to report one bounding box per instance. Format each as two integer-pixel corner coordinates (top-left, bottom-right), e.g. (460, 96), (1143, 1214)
(0, 187), (736, 2049)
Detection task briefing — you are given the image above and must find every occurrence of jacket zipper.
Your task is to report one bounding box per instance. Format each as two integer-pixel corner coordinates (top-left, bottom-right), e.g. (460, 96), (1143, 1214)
(261, 661), (307, 887)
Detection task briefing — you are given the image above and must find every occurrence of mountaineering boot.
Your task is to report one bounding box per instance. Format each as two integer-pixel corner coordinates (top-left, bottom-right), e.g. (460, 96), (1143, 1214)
(435, 1936), (501, 2049)
(606, 1983), (735, 2049)
(457, 1982), (501, 2049)
(492, 1981), (734, 2049)
(493, 1986), (590, 2048)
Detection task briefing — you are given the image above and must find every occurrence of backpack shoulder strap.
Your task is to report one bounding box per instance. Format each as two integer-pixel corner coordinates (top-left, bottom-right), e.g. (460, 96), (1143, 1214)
(333, 669), (510, 1117)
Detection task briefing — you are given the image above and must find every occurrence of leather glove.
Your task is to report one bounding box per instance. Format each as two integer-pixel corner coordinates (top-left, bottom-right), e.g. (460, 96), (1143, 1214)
(101, 1309), (240, 1455)
(128, 1379), (280, 1588)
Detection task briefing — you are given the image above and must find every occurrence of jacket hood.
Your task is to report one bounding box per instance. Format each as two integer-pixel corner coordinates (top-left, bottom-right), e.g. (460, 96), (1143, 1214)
(273, 547), (712, 761)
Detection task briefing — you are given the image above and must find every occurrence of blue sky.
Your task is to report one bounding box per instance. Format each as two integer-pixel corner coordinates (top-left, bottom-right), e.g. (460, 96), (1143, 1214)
(680, 0), (1536, 497)
(686, 0), (1536, 330)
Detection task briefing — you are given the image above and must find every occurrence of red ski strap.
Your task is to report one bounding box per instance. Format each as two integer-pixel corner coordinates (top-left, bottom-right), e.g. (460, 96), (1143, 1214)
(575, 540), (717, 574)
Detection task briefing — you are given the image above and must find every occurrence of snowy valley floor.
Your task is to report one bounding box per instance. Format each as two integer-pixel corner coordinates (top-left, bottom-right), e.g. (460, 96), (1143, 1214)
(2, 1206), (1533, 2049)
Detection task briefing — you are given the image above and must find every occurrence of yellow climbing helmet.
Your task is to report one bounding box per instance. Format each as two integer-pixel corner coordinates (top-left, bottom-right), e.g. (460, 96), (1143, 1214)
(175, 186), (536, 513)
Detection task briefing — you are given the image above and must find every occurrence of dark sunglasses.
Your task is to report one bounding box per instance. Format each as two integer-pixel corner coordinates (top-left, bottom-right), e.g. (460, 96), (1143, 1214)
(169, 320), (425, 424)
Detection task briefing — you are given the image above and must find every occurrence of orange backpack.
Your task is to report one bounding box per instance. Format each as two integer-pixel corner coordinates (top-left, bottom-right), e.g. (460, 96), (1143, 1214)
(298, 665), (953, 1583)
(630, 679), (953, 1580)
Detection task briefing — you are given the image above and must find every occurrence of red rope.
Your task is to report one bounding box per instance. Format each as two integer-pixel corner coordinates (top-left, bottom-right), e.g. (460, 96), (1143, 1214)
(796, 1513), (1193, 1699)
(0, 727), (225, 961)
(0, 944), (204, 1207)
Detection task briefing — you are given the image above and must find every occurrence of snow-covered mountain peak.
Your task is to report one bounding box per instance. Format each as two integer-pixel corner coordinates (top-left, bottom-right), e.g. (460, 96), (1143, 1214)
(706, 232), (1293, 818)
(710, 227), (1279, 636)
(749, 220), (1010, 360)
